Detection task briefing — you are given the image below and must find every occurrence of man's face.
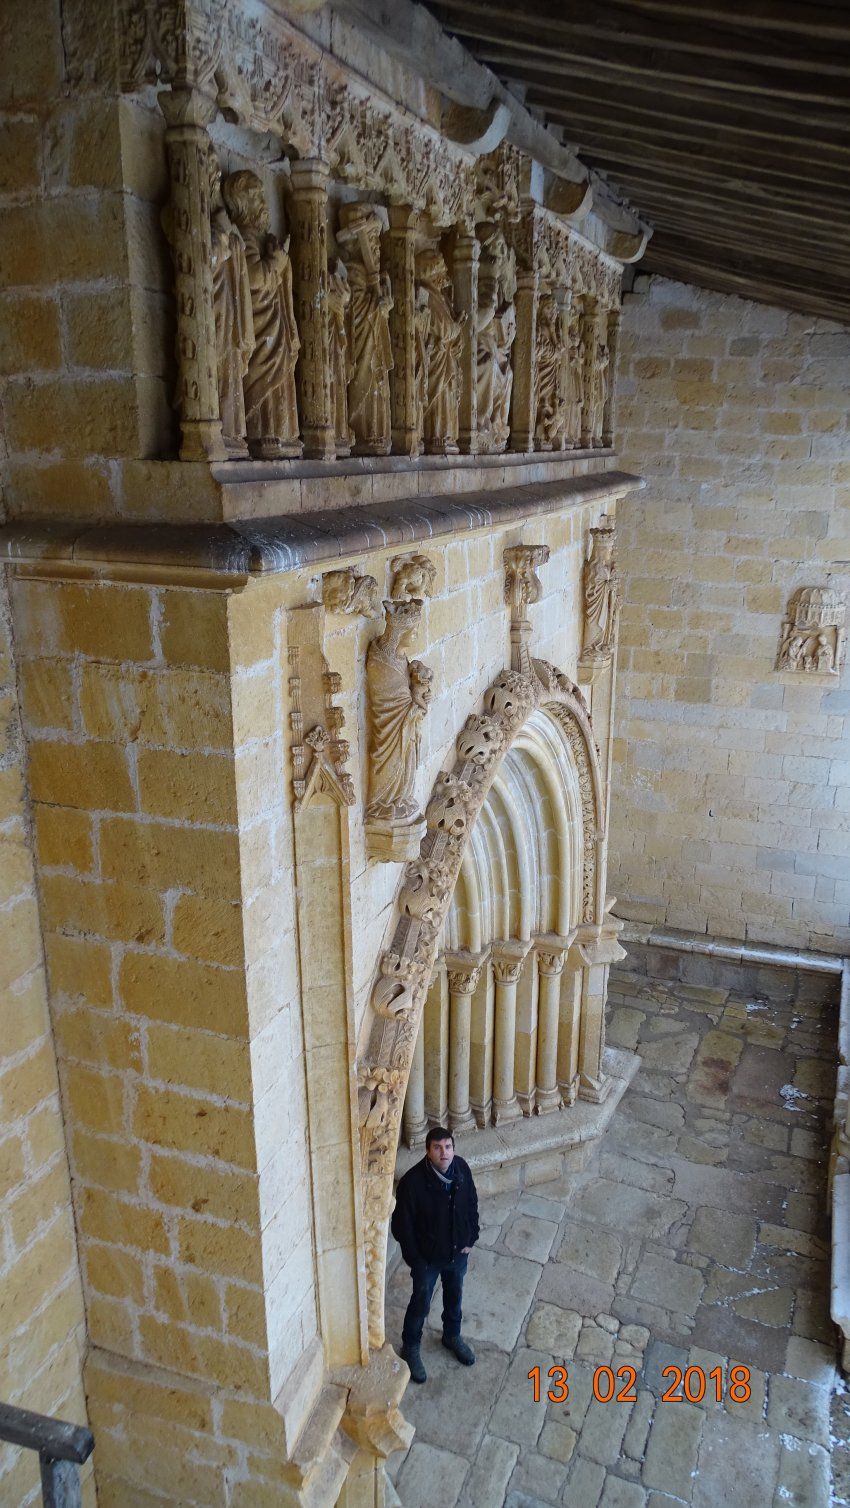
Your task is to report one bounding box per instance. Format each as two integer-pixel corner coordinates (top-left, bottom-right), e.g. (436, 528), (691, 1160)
(427, 1137), (455, 1173)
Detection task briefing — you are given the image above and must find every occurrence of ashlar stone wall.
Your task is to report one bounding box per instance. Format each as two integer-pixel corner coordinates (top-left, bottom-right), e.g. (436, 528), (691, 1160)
(610, 276), (850, 954)
(0, 566), (91, 1504)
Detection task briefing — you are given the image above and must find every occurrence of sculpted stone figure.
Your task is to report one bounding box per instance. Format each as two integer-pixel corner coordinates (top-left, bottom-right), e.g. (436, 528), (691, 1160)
(535, 293), (568, 450)
(476, 224), (516, 454)
(337, 206), (394, 455)
(586, 331), (609, 448)
(390, 553), (436, 603)
(416, 248), (465, 455)
(776, 586), (846, 675)
(580, 519), (620, 665)
(221, 170), (301, 459)
(565, 307), (584, 447)
(327, 258), (353, 455)
(413, 285), (432, 454)
(366, 599), (433, 860)
(207, 149), (253, 456)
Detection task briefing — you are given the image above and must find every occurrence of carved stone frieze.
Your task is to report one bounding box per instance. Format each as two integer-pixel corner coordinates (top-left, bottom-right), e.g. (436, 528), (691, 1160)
(322, 568), (381, 617)
(365, 599), (432, 861)
(776, 586), (846, 676)
(356, 657), (605, 1345)
(578, 516), (620, 680)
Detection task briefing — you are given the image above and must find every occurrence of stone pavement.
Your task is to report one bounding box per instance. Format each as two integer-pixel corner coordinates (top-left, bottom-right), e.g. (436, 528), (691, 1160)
(386, 964), (845, 1507)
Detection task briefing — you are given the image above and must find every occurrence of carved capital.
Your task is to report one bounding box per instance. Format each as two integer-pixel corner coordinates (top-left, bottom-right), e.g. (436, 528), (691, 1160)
(491, 940), (529, 986)
(445, 955), (484, 996)
(322, 568), (381, 618)
(537, 947), (567, 977)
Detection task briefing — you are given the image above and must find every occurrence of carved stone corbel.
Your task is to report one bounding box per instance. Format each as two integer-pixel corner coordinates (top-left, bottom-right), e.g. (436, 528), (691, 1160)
(504, 544), (550, 677)
(578, 517), (620, 683)
(389, 554), (436, 602)
(322, 568), (381, 618)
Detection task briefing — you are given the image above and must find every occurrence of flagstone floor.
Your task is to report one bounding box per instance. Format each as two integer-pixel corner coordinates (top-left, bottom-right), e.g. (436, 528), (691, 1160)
(385, 964), (848, 1507)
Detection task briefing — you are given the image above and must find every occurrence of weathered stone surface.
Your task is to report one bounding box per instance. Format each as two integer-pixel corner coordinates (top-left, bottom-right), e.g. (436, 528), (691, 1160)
(557, 1225), (622, 1285)
(459, 1436), (519, 1508)
(766, 1375), (831, 1447)
(504, 1214), (558, 1264)
(397, 1442), (470, 1508)
(641, 1400), (703, 1497)
(692, 1414), (780, 1508)
(686, 1207), (757, 1269)
(525, 1302), (582, 1357)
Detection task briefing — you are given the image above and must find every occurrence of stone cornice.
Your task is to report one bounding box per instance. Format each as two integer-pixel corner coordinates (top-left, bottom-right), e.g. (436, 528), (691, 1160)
(0, 471), (643, 585)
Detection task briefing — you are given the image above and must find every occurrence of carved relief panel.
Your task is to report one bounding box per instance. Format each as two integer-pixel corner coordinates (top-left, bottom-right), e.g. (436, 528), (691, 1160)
(776, 587), (846, 676)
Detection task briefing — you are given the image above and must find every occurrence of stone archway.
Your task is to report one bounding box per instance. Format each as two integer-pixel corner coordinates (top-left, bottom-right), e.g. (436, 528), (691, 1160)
(355, 659), (606, 1348)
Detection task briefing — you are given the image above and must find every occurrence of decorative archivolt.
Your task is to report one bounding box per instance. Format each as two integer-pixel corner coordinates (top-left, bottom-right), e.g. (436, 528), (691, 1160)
(355, 661), (604, 1345)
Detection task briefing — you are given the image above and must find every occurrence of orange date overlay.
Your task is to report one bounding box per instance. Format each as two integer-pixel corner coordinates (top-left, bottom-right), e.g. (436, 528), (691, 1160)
(528, 1363), (752, 1405)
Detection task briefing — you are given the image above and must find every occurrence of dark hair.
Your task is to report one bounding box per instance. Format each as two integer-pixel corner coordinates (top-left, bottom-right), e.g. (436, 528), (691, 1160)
(426, 1126), (454, 1149)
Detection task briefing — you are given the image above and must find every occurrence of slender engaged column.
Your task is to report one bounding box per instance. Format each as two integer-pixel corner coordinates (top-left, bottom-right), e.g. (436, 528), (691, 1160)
(557, 943), (584, 1107)
(602, 306), (620, 448)
(403, 1015), (428, 1148)
(509, 269), (539, 453)
(577, 919), (626, 1104)
(580, 296), (600, 449)
(159, 86), (226, 462)
(535, 946), (567, 1114)
(451, 231), (479, 454)
(289, 158), (335, 459)
(446, 957), (482, 1134)
(387, 204), (419, 456)
(423, 964), (449, 1126)
(491, 941), (530, 1126)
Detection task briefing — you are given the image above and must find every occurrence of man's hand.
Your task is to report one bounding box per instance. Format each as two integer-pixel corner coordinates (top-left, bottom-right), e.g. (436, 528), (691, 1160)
(461, 1246), (471, 1254)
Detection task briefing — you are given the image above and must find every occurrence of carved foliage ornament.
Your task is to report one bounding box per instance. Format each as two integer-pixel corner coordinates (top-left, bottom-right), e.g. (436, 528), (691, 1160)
(356, 664), (604, 1345)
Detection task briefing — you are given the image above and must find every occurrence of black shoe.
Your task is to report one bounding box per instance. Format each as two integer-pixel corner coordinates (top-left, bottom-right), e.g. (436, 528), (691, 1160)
(401, 1345), (427, 1383)
(442, 1333), (475, 1366)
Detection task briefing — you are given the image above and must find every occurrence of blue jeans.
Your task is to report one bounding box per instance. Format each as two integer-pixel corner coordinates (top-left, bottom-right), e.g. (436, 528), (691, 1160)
(402, 1253), (468, 1347)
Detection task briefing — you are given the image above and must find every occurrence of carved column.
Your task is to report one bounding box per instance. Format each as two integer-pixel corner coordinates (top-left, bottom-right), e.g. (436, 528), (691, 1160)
(580, 296), (599, 449)
(557, 943), (584, 1107)
(423, 965), (449, 1127)
(508, 205), (540, 453)
(577, 918), (626, 1104)
(387, 205), (419, 456)
(445, 957), (482, 1135)
(469, 958), (493, 1129)
(535, 945), (567, 1114)
(602, 306), (620, 448)
(491, 941), (529, 1126)
(159, 87), (226, 462)
(289, 158), (335, 459)
(451, 231), (480, 454)
(403, 1016), (428, 1148)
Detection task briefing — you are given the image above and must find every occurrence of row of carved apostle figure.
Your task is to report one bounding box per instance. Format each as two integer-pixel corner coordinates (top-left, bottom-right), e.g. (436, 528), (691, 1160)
(205, 150), (609, 461)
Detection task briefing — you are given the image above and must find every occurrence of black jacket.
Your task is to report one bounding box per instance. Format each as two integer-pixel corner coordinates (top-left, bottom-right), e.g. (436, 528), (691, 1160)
(391, 1155), (480, 1268)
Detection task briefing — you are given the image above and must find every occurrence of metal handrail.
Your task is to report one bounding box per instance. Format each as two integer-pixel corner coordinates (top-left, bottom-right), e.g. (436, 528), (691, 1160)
(0, 1402), (93, 1508)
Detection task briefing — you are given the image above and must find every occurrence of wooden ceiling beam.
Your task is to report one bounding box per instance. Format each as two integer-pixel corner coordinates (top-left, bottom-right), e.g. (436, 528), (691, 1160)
(546, 124), (850, 200)
(436, 6), (850, 100)
(608, 0), (850, 45)
(582, 165), (850, 230)
(520, 80), (850, 169)
(441, 21), (850, 108)
(437, 0), (850, 76)
(480, 49), (850, 138)
(643, 253), (850, 322)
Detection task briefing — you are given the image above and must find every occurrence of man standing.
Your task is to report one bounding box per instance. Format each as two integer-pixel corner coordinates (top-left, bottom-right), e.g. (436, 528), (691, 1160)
(391, 1127), (479, 1384)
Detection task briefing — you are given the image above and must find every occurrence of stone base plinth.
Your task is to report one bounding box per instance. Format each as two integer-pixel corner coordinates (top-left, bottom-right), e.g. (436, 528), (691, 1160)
(365, 815), (426, 863)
